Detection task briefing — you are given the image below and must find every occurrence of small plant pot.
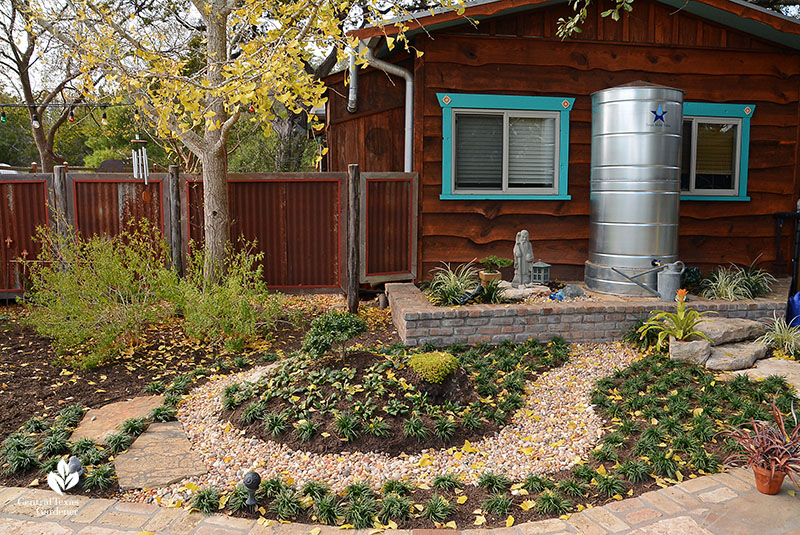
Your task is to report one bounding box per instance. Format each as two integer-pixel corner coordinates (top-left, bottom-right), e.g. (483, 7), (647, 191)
(752, 465), (786, 495)
(479, 271), (502, 284)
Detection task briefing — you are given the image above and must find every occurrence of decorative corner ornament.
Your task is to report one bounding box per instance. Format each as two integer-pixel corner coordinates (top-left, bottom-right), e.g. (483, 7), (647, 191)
(562, 99), (570, 109)
(744, 106), (752, 116)
(441, 95), (451, 105)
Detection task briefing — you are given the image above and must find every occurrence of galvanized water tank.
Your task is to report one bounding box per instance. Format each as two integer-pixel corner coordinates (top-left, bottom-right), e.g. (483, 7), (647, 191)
(584, 82), (684, 296)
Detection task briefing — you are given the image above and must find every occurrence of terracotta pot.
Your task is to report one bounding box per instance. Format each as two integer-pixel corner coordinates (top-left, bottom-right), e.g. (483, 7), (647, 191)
(479, 271), (502, 283)
(752, 465), (786, 495)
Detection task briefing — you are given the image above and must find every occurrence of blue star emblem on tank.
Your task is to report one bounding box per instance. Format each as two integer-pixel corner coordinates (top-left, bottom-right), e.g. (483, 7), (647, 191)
(651, 105), (667, 123)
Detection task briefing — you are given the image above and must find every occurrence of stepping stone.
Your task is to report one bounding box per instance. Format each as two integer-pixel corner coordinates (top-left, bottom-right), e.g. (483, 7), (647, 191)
(114, 422), (207, 490)
(695, 317), (766, 346)
(705, 341), (768, 371)
(669, 337), (711, 365)
(70, 396), (165, 443)
(733, 357), (800, 392)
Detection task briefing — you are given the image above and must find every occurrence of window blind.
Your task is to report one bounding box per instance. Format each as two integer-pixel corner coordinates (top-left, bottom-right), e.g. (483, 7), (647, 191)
(454, 113), (503, 189)
(508, 116), (556, 188)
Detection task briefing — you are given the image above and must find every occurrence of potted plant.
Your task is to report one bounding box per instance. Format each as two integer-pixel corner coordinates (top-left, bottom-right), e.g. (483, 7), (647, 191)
(636, 289), (715, 361)
(723, 399), (800, 495)
(478, 255), (513, 284)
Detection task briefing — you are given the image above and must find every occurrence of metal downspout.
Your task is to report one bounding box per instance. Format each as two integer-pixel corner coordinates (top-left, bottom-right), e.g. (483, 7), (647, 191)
(347, 42), (414, 173)
(347, 52), (358, 113)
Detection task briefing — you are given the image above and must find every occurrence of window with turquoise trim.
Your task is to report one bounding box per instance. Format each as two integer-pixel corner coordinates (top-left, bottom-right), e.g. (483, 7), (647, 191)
(438, 93), (574, 200)
(680, 102), (755, 202)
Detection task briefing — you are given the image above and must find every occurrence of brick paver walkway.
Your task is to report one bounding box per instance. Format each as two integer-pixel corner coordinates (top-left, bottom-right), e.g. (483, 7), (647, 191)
(0, 468), (798, 534)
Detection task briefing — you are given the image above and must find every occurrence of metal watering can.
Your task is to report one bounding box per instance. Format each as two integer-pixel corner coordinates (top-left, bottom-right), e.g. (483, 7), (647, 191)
(657, 261), (685, 302)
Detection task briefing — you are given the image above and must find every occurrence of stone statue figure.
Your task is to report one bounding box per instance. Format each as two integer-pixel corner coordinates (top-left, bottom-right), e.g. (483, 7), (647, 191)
(512, 230), (534, 288)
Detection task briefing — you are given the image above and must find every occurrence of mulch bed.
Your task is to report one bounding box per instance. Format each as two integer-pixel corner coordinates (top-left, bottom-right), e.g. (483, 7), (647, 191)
(227, 350), (501, 456)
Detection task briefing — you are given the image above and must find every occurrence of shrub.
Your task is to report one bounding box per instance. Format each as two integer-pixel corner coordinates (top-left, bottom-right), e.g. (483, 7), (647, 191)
(22, 221), (178, 368)
(105, 432), (133, 454)
(343, 496), (377, 529)
(479, 256), (513, 273)
(227, 484), (250, 513)
(426, 261), (479, 306)
(179, 240), (280, 352)
(408, 351), (459, 384)
(382, 479), (413, 496)
(301, 311), (368, 359)
(535, 490), (571, 515)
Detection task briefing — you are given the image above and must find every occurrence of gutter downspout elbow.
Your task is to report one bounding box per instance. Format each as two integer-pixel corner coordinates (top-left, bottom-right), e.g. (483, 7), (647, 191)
(347, 51), (358, 114)
(363, 43), (413, 173)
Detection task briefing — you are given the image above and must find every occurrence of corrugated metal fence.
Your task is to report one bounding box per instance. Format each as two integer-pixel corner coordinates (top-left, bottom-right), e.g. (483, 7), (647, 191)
(0, 167), (417, 297)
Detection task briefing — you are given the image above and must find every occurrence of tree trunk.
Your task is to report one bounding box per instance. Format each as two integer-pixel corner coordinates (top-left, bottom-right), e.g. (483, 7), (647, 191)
(201, 147), (229, 284)
(201, 4), (231, 284)
(29, 111), (61, 172)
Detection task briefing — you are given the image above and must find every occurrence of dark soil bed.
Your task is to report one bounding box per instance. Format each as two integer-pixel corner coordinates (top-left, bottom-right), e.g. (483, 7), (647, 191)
(0, 299), (398, 497)
(224, 339), (570, 456)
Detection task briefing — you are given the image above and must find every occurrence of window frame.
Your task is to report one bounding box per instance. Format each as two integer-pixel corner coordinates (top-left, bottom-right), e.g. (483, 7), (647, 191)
(438, 93), (574, 201)
(680, 102), (755, 202)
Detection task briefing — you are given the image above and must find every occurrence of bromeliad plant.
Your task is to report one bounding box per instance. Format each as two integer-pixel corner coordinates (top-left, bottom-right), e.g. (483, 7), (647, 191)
(637, 289), (714, 349)
(723, 399), (800, 493)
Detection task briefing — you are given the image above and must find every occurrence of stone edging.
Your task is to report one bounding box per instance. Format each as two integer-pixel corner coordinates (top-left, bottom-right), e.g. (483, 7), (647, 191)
(0, 468), (780, 534)
(386, 283), (783, 347)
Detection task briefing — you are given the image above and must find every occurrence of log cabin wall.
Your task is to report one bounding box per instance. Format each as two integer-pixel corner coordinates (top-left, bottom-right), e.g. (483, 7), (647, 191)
(326, 0), (800, 281)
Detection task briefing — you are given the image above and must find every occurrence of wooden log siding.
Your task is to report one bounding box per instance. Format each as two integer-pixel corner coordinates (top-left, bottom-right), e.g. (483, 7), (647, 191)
(325, 0), (800, 280)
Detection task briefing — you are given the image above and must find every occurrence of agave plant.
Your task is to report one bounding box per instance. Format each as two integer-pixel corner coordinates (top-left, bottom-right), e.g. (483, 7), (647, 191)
(637, 289), (714, 349)
(722, 399), (800, 490)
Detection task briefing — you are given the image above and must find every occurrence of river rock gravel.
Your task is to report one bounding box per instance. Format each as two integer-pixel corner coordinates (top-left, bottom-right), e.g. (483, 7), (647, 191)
(119, 342), (638, 504)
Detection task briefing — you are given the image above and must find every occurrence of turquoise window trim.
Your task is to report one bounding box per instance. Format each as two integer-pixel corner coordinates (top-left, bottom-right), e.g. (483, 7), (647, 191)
(680, 102), (754, 202)
(438, 93), (574, 201)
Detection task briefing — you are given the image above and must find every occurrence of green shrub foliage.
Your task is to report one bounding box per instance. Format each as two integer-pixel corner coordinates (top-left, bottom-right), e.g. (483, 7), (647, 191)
(301, 310), (368, 358)
(23, 221), (178, 367)
(179, 240), (280, 351)
(408, 351), (459, 384)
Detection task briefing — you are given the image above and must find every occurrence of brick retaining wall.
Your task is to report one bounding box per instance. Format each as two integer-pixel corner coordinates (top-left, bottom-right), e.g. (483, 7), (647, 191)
(386, 283), (784, 346)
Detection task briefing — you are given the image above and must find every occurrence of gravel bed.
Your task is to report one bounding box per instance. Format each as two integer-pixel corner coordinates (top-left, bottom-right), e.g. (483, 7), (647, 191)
(119, 342), (638, 505)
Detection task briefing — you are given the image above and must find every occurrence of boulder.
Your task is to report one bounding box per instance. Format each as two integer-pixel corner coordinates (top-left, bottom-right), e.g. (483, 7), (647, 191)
(562, 284), (585, 299)
(705, 341), (768, 371)
(669, 337), (712, 365)
(733, 357), (800, 392)
(695, 317), (767, 346)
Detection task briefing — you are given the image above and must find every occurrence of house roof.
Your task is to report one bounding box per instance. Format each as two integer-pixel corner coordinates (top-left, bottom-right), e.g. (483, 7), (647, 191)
(351, 0), (800, 51)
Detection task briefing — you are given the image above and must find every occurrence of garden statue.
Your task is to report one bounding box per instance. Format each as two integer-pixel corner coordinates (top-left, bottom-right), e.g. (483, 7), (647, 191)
(512, 230), (534, 288)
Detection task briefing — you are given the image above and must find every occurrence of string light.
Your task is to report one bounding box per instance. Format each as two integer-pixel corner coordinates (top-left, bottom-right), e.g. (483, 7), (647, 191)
(0, 110), (6, 123)
(69, 109), (75, 122)
(248, 104), (255, 113)
(101, 111), (108, 126)
(31, 114), (40, 129)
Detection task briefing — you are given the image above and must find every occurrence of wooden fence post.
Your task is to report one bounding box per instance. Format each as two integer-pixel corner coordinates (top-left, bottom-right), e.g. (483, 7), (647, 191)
(168, 165), (182, 274)
(52, 165), (68, 234)
(347, 164), (360, 314)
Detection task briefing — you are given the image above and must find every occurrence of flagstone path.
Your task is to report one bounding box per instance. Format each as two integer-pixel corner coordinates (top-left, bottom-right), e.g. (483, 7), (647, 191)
(0, 467), (798, 534)
(70, 396), (165, 443)
(114, 422), (207, 490)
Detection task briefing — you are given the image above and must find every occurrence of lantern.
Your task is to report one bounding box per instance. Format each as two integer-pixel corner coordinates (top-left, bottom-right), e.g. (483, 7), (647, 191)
(531, 260), (551, 285)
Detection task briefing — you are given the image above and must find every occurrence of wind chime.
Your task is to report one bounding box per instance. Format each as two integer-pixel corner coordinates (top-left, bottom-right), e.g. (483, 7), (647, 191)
(131, 134), (149, 185)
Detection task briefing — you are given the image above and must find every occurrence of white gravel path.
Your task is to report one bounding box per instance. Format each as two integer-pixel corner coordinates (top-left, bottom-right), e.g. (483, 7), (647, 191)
(119, 342), (638, 504)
